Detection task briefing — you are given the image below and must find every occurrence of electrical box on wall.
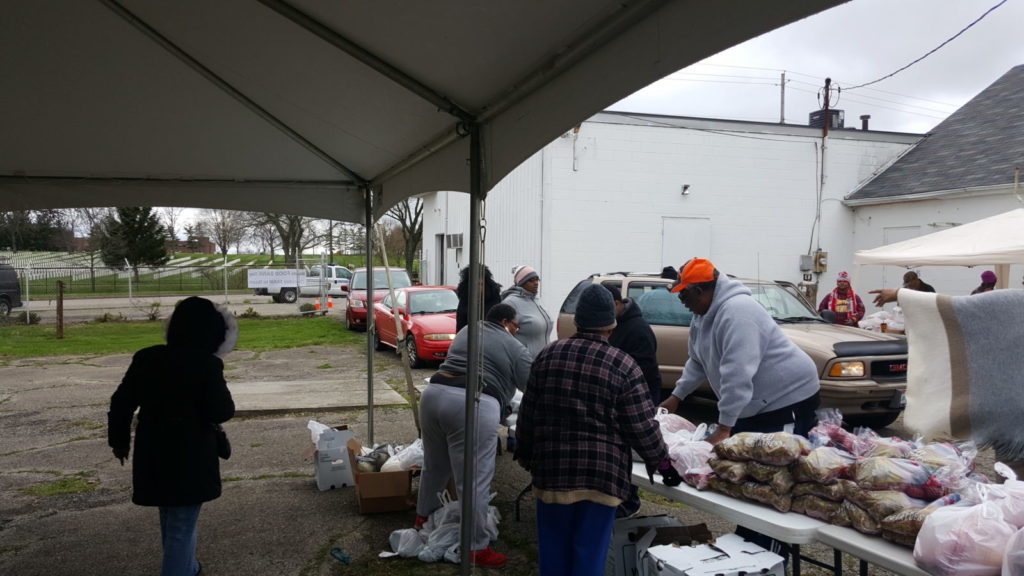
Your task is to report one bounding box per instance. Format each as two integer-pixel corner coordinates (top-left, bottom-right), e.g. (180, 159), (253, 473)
(814, 251), (828, 273)
(799, 254), (813, 272)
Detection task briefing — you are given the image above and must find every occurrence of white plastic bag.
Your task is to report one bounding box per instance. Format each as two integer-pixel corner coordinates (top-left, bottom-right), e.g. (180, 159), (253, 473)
(381, 438), (424, 472)
(388, 528), (425, 557)
(994, 462), (1024, 529)
(418, 523), (460, 563)
(1003, 527), (1024, 576)
(914, 490), (1016, 576)
(307, 420), (332, 444)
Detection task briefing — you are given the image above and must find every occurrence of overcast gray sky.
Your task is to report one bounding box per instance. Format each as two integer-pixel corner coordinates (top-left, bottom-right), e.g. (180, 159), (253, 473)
(609, 0), (1024, 134)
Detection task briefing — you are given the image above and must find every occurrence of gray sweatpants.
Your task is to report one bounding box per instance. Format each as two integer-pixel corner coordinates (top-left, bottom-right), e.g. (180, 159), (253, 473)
(416, 383), (499, 550)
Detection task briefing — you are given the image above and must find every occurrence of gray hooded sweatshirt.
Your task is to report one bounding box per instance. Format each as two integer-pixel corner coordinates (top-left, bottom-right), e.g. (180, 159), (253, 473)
(500, 285), (553, 359)
(438, 320), (533, 422)
(671, 275), (819, 428)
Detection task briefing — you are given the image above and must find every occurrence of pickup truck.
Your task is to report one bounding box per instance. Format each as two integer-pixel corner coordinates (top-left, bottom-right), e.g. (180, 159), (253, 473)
(248, 265), (352, 303)
(558, 272), (909, 429)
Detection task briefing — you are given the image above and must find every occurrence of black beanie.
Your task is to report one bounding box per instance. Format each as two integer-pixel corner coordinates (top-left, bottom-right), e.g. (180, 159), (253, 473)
(574, 284), (617, 330)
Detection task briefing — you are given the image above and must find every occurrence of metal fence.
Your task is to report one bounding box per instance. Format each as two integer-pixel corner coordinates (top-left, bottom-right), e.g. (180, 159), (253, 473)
(12, 264), (289, 299)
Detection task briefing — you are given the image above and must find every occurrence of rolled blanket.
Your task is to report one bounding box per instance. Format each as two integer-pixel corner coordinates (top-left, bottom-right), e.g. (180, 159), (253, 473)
(899, 288), (1024, 461)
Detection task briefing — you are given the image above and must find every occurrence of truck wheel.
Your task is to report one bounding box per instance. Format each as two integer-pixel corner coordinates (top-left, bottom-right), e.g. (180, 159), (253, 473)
(0, 298), (10, 316)
(844, 412), (900, 430)
(281, 288), (298, 304)
(406, 338), (423, 369)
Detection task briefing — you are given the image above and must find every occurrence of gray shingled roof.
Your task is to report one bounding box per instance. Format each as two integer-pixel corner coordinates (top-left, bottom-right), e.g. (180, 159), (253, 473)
(847, 64), (1024, 202)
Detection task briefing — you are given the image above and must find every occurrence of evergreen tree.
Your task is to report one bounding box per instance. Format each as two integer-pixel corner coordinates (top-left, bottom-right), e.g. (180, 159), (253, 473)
(100, 207), (170, 280)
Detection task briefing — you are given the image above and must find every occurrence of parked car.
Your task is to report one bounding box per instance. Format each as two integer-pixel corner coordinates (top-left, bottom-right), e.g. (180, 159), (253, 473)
(0, 263), (23, 316)
(343, 267), (413, 331)
(557, 272), (909, 428)
(372, 285), (458, 368)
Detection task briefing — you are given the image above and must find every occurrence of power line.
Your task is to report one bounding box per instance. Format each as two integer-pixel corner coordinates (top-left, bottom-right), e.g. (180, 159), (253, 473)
(693, 63), (962, 108)
(844, 0), (1008, 91)
(788, 86), (947, 120)
(788, 80), (957, 115)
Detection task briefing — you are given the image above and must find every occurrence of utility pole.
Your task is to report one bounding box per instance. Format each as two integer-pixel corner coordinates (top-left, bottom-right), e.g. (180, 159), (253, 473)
(779, 71), (786, 124)
(822, 77), (831, 138)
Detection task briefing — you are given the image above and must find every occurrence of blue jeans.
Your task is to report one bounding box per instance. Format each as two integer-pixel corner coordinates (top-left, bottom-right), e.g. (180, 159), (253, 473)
(536, 499), (616, 576)
(159, 504), (202, 576)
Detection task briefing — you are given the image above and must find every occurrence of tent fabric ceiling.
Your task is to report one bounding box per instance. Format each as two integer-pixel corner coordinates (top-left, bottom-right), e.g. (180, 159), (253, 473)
(0, 0), (844, 224)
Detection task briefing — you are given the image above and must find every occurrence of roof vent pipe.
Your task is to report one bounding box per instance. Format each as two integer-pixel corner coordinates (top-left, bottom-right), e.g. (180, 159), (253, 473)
(860, 114), (871, 131)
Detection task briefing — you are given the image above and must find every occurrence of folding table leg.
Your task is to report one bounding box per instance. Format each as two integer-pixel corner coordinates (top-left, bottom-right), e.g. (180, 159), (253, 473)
(792, 544), (801, 576)
(834, 548), (843, 575)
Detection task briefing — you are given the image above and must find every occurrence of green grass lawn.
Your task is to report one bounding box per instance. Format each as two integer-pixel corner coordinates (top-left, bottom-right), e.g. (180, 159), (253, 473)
(0, 316), (364, 358)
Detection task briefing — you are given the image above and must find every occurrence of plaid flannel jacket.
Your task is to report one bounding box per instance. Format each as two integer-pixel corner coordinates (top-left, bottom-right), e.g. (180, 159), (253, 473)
(516, 332), (667, 502)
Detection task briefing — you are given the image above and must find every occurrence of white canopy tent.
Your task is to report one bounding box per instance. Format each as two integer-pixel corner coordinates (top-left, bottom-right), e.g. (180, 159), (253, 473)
(0, 0), (843, 221)
(1, 2), (847, 568)
(853, 208), (1024, 290)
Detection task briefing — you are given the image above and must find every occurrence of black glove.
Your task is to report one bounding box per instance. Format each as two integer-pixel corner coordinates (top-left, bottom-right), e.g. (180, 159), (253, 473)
(658, 459), (683, 487)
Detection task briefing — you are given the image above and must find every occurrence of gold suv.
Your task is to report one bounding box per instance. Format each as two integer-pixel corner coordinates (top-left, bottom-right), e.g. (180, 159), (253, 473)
(556, 272), (908, 428)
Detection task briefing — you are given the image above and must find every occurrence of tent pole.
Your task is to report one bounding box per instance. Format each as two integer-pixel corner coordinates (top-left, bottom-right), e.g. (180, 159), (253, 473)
(460, 123), (484, 575)
(365, 185), (376, 444)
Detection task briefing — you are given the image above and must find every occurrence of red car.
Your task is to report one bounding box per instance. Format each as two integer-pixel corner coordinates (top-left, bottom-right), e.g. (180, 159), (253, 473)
(372, 286), (458, 368)
(343, 267), (413, 331)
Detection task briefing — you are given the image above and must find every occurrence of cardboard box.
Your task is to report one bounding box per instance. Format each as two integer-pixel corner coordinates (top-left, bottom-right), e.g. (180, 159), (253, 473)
(347, 438), (414, 514)
(310, 425), (355, 491)
(640, 533), (785, 576)
(606, 515), (686, 576)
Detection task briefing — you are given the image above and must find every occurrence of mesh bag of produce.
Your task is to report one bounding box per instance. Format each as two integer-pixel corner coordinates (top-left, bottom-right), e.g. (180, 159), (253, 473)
(709, 457), (748, 484)
(707, 475), (747, 499)
(740, 481), (793, 513)
(841, 500), (881, 535)
(846, 489), (928, 522)
(791, 446), (857, 484)
(714, 431), (809, 466)
(791, 494), (847, 525)
(746, 460), (795, 495)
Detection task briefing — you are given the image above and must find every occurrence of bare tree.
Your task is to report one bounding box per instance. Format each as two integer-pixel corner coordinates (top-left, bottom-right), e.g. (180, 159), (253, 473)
(196, 209), (246, 257)
(158, 207), (187, 241)
(243, 213), (281, 261)
(260, 213), (325, 266)
(385, 198), (423, 277)
(333, 222), (365, 256)
(378, 220), (405, 261)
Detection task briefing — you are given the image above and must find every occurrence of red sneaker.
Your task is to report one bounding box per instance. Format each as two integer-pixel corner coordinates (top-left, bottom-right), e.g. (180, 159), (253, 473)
(470, 547), (507, 568)
(414, 514), (429, 530)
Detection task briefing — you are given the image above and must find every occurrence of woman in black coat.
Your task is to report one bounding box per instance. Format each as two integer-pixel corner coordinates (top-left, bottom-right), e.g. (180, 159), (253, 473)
(455, 265), (503, 331)
(108, 296), (236, 576)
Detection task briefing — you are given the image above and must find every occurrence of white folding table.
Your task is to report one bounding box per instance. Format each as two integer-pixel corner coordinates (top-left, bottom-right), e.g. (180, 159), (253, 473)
(631, 463), (826, 575)
(816, 525), (930, 576)
(630, 463), (931, 576)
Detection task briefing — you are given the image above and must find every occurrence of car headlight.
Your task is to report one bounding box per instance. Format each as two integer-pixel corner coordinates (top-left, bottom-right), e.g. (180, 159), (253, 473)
(350, 300), (364, 309)
(423, 334), (456, 341)
(829, 361), (865, 377)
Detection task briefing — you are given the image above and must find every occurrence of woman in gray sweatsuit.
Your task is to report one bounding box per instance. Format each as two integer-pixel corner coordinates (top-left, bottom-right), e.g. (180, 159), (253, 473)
(501, 265), (553, 359)
(415, 303), (533, 567)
